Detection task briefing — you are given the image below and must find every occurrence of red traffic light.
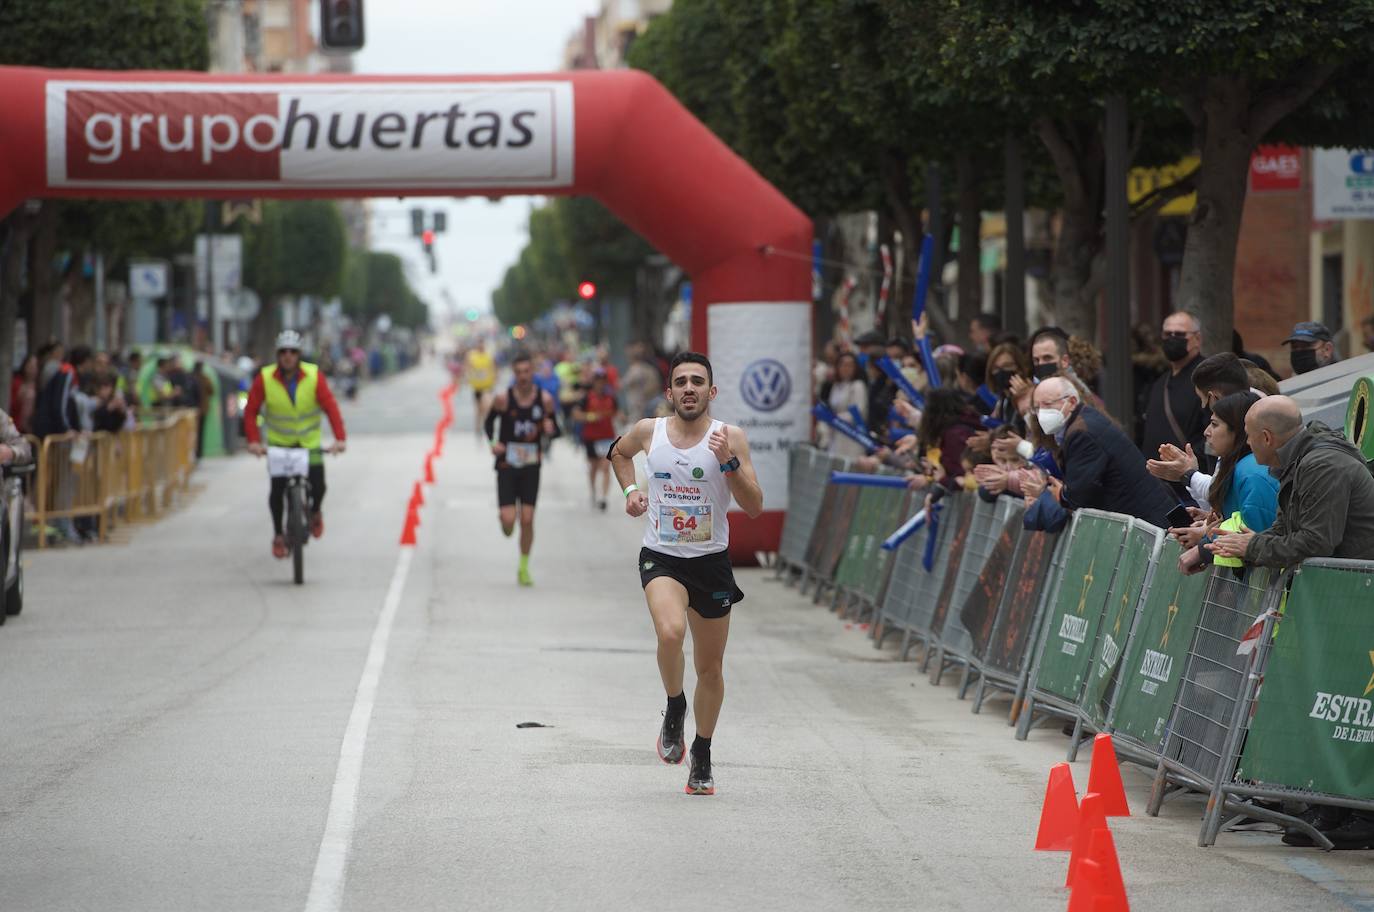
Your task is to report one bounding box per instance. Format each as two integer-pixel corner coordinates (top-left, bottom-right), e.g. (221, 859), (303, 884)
(577, 281), (597, 299)
(422, 229), (435, 246)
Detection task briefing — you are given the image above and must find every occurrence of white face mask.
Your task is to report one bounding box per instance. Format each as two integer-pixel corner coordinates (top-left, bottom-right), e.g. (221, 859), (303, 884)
(1037, 407), (1067, 436)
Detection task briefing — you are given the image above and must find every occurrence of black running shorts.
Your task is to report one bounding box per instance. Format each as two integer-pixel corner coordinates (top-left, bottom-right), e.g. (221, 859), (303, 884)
(638, 547), (743, 619)
(497, 466), (541, 507)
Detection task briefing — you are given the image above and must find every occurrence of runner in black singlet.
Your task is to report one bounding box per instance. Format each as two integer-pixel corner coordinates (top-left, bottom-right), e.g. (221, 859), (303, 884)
(484, 350), (559, 586)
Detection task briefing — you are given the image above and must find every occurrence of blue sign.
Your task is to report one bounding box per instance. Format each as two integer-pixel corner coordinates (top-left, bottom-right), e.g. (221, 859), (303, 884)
(740, 358), (791, 412)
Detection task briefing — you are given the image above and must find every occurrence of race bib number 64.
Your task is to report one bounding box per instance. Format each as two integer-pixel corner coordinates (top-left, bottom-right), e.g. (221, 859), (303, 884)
(658, 504), (712, 545)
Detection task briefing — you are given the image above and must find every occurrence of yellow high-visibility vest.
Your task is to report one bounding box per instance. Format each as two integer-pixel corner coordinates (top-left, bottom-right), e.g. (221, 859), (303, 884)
(260, 362), (322, 449)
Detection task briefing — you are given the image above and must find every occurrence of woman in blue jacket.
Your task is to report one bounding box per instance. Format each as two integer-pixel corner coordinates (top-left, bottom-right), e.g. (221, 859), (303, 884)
(1178, 391), (1278, 572)
(1205, 391), (1279, 532)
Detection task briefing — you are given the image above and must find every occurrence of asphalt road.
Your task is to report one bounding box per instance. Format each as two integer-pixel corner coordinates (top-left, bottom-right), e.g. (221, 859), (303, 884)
(2, 363), (1371, 912)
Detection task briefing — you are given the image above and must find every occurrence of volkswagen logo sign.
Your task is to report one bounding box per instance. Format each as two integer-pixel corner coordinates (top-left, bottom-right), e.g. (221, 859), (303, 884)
(740, 358), (791, 412)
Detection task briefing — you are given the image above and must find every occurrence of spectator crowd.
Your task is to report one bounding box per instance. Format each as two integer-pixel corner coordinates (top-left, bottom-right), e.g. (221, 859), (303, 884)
(812, 310), (1374, 850)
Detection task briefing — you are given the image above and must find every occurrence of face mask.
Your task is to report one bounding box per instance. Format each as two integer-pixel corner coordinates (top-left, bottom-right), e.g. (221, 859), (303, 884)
(1161, 337), (1190, 362)
(1037, 407), (1067, 436)
(1290, 348), (1319, 375)
(1203, 440), (1217, 457)
(992, 369), (1016, 391)
(1032, 363), (1058, 381)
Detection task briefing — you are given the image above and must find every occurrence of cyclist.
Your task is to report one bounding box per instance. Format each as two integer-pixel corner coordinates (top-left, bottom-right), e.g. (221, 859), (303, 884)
(244, 331), (347, 559)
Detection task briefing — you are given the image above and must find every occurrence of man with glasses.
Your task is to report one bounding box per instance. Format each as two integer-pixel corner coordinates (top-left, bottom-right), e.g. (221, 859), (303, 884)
(1140, 311), (1208, 462)
(1031, 377), (1177, 529)
(244, 330), (348, 559)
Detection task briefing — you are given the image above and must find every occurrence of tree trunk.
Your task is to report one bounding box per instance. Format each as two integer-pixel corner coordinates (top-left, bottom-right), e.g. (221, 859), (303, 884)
(1036, 118), (1104, 340)
(29, 202), (58, 348)
(880, 151), (957, 345)
(955, 152), (982, 327)
(1176, 77), (1254, 356)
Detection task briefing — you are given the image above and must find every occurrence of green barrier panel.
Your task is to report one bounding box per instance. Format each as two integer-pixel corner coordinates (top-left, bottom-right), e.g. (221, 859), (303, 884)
(834, 485), (880, 591)
(1080, 523), (1161, 728)
(1032, 513), (1127, 702)
(861, 490), (911, 603)
(1110, 538), (1211, 750)
(926, 495), (978, 637)
(1238, 563), (1374, 799)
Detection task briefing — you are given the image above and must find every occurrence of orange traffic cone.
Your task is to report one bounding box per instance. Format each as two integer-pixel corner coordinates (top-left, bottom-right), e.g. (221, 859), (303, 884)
(1087, 733), (1131, 817)
(400, 504), (419, 545)
(411, 481), (424, 509)
(1067, 829), (1129, 911)
(424, 454), (435, 484)
(1035, 763), (1079, 851)
(1065, 793), (1108, 888)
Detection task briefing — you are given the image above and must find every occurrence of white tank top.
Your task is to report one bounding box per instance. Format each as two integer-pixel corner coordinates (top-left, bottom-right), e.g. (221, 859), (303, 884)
(643, 417), (732, 557)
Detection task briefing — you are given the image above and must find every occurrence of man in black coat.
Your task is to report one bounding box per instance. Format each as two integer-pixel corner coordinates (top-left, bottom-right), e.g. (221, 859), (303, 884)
(1033, 376), (1177, 529)
(1140, 311), (1209, 460)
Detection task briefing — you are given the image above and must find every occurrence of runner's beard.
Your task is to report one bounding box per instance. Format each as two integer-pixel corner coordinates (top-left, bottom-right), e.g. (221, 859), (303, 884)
(673, 396), (707, 421)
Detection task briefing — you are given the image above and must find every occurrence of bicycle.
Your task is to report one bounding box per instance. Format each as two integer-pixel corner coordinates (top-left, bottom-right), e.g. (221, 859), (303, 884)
(267, 446), (311, 585)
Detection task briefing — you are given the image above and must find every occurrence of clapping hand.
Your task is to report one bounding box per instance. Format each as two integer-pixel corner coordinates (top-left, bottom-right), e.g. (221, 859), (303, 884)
(1147, 443), (1198, 482)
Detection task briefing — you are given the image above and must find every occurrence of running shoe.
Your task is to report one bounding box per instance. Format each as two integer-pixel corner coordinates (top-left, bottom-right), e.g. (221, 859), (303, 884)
(657, 706), (687, 765)
(310, 511), (324, 539)
(517, 566), (533, 587)
(271, 535), (288, 559)
(685, 750), (714, 796)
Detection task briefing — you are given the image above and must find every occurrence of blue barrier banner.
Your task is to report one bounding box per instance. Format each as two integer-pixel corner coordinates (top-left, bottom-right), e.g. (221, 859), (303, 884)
(829, 471), (909, 489)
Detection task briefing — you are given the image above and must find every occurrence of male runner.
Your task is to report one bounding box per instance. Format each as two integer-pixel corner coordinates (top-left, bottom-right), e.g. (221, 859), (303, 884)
(465, 339), (497, 435)
(609, 352), (763, 796)
(485, 350), (559, 586)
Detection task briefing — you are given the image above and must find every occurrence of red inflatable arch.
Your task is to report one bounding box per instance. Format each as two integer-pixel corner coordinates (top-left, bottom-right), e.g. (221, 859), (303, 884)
(0, 66), (812, 558)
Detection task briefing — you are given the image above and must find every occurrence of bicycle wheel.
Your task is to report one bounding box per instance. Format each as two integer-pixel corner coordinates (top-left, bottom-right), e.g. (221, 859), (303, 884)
(287, 482), (306, 585)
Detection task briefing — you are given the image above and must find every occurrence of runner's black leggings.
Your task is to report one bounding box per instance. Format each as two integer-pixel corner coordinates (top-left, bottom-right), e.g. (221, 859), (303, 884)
(269, 464), (326, 535)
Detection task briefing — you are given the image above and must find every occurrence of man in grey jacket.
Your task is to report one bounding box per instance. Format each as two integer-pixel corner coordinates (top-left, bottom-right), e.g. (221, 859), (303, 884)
(1210, 396), (1374, 566)
(1209, 395), (1374, 848)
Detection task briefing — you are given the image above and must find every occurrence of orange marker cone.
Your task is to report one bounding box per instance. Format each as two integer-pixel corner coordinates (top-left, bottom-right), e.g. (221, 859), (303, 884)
(1067, 829), (1129, 911)
(411, 481), (424, 509)
(424, 454), (435, 484)
(1087, 733), (1131, 817)
(400, 505), (419, 545)
(1034, 763), (1079, 851)
(1065, 793), (1108, 888)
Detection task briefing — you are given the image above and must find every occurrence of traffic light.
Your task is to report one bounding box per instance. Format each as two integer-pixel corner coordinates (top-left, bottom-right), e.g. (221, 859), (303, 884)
(321, 0), (365, 51)
(465, 309), (480, 321)
(410, 208), (424, 238)
(422, 229), (435, 252)
(433, 211), (447, 234)
(577, 281), (597, 300)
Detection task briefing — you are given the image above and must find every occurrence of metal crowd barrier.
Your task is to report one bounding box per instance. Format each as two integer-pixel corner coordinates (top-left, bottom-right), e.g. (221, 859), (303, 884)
(776, 468), (1374, 851)
(881, 493), (966, 663)
(927, 496), (1017, 692)
(777, 447), (833, 579)
(29, 409), (199, 547)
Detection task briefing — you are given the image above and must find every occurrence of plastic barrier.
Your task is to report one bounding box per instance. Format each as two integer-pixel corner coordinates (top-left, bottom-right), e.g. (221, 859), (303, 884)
(29, 409), (199, 547)
(928, 496), (1014, 690)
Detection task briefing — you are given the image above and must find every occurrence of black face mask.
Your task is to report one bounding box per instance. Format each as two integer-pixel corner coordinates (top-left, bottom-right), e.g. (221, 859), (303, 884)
(1032, 362), (1058, 381)
(1161, 337), (1191, 363)
(992, 369), (1016, 392)
(1290, 348), (1320, 375)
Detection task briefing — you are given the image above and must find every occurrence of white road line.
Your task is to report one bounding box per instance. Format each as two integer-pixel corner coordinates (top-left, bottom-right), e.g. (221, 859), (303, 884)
(304, 545), (414, 912)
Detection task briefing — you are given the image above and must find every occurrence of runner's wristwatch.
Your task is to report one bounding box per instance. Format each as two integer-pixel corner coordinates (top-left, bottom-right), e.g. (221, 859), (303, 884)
(720, 456), (741, 474)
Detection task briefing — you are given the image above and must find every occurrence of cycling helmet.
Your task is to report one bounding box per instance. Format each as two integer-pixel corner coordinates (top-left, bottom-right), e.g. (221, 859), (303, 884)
(276, 330), (304, 352)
